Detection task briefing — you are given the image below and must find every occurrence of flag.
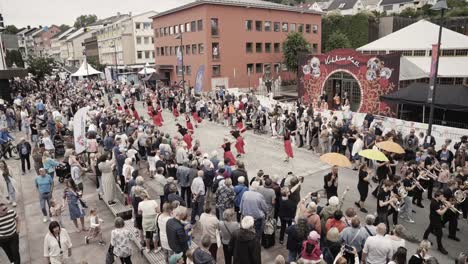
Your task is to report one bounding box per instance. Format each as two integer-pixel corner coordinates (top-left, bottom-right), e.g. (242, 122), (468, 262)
(177, 47), (183, 74)
(73, 107), (89, 154)
(195, 65), (205, 94)
(428, 44), (438, 103)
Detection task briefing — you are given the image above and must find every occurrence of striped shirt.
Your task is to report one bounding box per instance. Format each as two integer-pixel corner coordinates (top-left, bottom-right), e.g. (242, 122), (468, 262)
(0, 210), (17, 237)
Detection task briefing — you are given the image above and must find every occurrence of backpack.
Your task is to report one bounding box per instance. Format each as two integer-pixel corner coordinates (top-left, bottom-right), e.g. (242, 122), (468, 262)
(301, 240), (319, 259)
(212, 176), (223, 192)
(21, 144), (28, 155)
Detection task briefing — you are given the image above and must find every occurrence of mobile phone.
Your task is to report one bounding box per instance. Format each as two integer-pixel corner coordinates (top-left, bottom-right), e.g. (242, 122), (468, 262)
(344, 244), (354, 252)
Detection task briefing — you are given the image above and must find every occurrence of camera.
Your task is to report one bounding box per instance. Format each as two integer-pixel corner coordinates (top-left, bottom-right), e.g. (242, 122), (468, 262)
(343, 244), (354, 253)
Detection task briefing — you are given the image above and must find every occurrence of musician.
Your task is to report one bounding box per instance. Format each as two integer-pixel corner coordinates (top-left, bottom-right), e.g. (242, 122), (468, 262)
(355, 163), (371, 213)
(455, 167), (468, 219)
(424, 150), (438, 199)
(388, 177), (402, 226)
(422, 191), (449, 255)
(375, 180), (397, 228)
(400, 171), (417, 223)
(442, 180), (460, 242)
(413, 161), (428, 208)
(436, 144), (454, 172)
(371, 160), (391, 197)
(324, 165), (339, 199)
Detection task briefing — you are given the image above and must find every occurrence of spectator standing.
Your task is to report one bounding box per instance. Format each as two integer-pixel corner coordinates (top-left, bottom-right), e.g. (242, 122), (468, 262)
(240, 181), (268, 239)
(35, 168), (54, 222)
(16, 138), (31, 175)
(190, 170), (205, 224)
(0, 202), (20, 264)
(167, 206), (190, 256)
(219, 209), (240, 264)
(43, 221), (73, 264)
(229, 216), (261, 264)
(362, 223), (392, 264)
(110, 217), (133, 264)
(199, 205), (220, 259)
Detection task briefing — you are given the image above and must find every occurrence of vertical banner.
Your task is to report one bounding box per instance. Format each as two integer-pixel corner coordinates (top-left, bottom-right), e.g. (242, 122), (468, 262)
(194, 65), (205, 94)
(176, 47), (183, 74)
(428, 44), (438, 103)
(73, 107), (89, 154)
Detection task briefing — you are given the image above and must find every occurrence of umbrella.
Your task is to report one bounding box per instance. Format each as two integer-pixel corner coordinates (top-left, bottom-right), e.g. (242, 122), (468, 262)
(376, 141), (405, 154)
(358, 149), (389, 162)
(320, 153), (352, 167)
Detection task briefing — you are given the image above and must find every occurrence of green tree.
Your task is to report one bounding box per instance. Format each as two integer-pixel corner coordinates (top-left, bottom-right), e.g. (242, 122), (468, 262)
(3, 25), (19, 34)
(59, 24), (71, 32)
(399, 7), (422, 18)
(282, 32), (311, 72)
(5, 50), (24, 68)
(87, 57), (106, 72)
(26, 55), (57, 85)
(325, 31), (352, 51)
(73, 14), (98, 28)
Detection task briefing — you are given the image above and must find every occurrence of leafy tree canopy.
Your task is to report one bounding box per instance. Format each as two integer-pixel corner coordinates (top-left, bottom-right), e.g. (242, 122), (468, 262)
(5, 50), (24, 68)
(282, 32), (311, 72)
(4, 25), (19, 34)
(325, 30), (352, 51)
(73, 14), (98, 28)
(26, 55), (57, 84)
(59, 24), (71, 32)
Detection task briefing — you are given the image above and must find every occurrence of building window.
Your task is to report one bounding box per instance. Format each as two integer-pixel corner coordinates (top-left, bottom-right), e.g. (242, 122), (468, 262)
(145, 51), (150, 59)
(402, 50), (412, 56)
(282, 22), (288, 32)
(246, 42), (253, 53)
(164, 47), (168, 55)
(247, 63), (254, 74)
(413, 50), (426, 56)
(274, 63), (280, 73)
(274, 43), (280, 53)
(212, 65), (221, 76)
(156, 47), (160, 56)
(312, 43), (318, 53)
(246, 20), (252, 31)
(197, 20), (203, 31)
(298, 24), (304, 33)
(313, 24), (318, 34)
(137, 51), (142, 59)
(136, 37), (141, 44)
(265, 43), (271, 53)
(255, 21), (262, 31)
(265, 21), (271, 32)
(144, 37), (149, 44)
(186, 45), (191, 55)
(256, 43), (262, 53)
(180, 24), (185, 33)
(170, 46), (174, 56)
(186, 65), (192, 75)
(159, 28), (163, 36)
(199, 43), (204, 54)
(176, 66), (183, 76)
(212, 42), (220, 59)
(441, 49), (455, 56)
(151, 37), (154, 44)
(383, 5), (393, 11)
(274, 22), (280, 32)
(290, 23), (296, 32)
(455, 49), (468, 56)
(186, 22), (191, 32)
(151, 51), (155, 58)
(192, 44), (197, 54)
(306, 24), (311, 33)
(170, 26), (174, 35)
(191, 21), (196, 32)
(175, 25), (179, 34)
(255, 63), (263, 73)
(211, 18), (219, 36)
(155, 29), (159, 38)
(136, 23), (141, 29)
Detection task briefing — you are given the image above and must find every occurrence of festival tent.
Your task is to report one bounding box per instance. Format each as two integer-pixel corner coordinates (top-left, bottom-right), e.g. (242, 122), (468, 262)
(71, 58), (102, 77)
(138, 63), (156, 75)
(380, 83), (468, 112)
(143, 72), (166, 81)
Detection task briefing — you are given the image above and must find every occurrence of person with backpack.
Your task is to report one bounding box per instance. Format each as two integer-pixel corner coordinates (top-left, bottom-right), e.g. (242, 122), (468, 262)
(16, 138), (31, 175)
(299, 230), (324, 263)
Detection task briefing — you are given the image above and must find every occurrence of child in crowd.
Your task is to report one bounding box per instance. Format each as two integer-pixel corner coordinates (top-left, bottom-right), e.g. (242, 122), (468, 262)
(85, 208), (104, 245)
(50, 199), (64, 226)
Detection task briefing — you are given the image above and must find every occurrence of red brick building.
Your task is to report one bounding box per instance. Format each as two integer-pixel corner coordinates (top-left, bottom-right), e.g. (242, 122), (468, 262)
(152, 0), (322, 91)
(33, 25), (61, 56)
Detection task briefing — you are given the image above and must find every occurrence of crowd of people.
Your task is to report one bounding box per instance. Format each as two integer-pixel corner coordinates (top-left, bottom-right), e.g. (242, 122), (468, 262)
(0, 78), (466, 264)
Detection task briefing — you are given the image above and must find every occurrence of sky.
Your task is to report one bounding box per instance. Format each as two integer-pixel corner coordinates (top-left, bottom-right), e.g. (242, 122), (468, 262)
(1, 0), (193, 28)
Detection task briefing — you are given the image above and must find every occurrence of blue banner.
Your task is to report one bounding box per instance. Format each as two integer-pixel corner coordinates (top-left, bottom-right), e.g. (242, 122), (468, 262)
(177, 47), (183, 74)
(195, 65), (205, 94)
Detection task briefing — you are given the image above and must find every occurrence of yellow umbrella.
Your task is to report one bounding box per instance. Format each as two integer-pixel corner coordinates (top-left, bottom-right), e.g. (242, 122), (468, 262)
(320, 153), (352, 167)
(376, 141), (405, 154)
(358, 149), (389, 162)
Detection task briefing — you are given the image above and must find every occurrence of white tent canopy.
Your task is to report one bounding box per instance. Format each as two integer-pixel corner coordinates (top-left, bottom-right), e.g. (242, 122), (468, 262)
(71, 58), (102, 77)
(138, 62), (156, 75)
(358, 20), (468, 51)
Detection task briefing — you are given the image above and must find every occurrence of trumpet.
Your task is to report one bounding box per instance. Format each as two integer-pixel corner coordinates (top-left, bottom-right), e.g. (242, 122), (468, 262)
(410, 177), (426, 192)
(420, 168), (438, 180)
(442, 200), (463, 215)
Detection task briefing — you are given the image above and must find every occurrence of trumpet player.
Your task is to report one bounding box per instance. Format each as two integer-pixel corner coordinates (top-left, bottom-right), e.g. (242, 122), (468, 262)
(412, 162), (425, 208)
(400, 171), (417, 223)
(424, 150), (438, 199)
(422, 191), (450, 255)
(375, 180), (398, 228)
(442, 180), (461, 242)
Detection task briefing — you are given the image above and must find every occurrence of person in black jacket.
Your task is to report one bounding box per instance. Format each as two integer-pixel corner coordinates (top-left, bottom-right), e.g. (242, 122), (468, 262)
(167, 206), (190, 256)
(16, 138), (31, 175)
(286, 217), (311, 263)
(229, 216), (261, 264)
(231, 161), (248, 187)
(278, 187), (296, 244)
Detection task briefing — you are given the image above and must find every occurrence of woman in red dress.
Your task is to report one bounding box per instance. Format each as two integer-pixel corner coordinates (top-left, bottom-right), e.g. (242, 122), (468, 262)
(222, 137), (236, 166)
(235, 114), (246, 133)
(284, 129), (294, 162)
(183, 132), (193, 150)
(156, 104), (164, 123)
(172, 102), (180, 120)
(152, 108), (163, 127)
(231, 130), (245, 158)
(131, 105), (140, 121)
(147, 104), (154, 117)
(185, 114), (194, 134)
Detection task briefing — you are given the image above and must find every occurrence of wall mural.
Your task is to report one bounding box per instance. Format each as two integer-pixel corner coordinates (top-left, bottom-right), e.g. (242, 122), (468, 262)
(298, 49), (401, 116)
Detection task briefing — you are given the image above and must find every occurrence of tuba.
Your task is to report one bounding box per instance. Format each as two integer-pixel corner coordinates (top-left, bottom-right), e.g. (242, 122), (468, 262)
(454, 190), (466, 204)
(398, 186), (408, 199)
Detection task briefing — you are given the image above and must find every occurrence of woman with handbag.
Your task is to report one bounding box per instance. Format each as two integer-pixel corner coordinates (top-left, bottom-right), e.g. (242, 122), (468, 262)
(218, 208), (240, 264)
(0, 160), (17, 207)
(62, 179), (87, 233)
(199, 204), (220, 260)
(44, 221), (73, 264)
(110, 217), (133, 264)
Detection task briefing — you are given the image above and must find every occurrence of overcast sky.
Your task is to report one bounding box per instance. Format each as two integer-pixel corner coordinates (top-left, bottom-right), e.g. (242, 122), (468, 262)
(1, 0), (193, 28)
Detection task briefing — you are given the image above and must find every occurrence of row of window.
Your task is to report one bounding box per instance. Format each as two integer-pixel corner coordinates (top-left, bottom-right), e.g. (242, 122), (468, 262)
(136, 50), (155, 59)
(136, 36), (154, 45)
(135, 22), (152, 30)
(246, 42), (318, 54)
(245, 20), (318, 34)
(361, 49), (468, 56)
(156, 42), (221, 60)
(175, 62), (289, 79)
(155, 19), (204, 37)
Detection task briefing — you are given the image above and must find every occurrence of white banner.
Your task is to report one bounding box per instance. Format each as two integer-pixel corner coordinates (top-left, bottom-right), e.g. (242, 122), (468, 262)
(73, 107), (89, 154)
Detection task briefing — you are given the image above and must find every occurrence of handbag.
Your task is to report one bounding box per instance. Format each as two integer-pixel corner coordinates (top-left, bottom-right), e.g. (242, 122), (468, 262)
(106, 245), (115, 264)
(79, 198), (88, 209)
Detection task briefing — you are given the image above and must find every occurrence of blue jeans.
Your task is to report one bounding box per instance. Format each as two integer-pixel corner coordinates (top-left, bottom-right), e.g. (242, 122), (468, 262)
(288, 250), (298, 263)
(254, 218), (264, 239)
(39, 192), (52, 217)
(6, 181), (16, 203)
(191, 195), (205, 224)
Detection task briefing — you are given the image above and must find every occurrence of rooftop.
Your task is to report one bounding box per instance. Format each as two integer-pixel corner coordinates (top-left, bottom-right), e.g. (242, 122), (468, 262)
(327, 0), (359, 10)
(380, 0), (414, 5)
(152, 0), (322, 18)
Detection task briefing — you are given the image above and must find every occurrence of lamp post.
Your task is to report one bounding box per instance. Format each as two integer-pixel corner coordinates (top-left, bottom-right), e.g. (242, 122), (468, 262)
(111, 40), (118, 81)
(426, 0), (448, 138)
(175, 33), (185, 92)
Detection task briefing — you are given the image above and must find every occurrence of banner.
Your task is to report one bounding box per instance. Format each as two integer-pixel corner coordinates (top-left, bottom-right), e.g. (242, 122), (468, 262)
(177, 47), (183, 74)
(428, 44), (438, 103)
(194, 65), (205, 94)
(298, 49), (400, 116)
(73, 107), (89, 154)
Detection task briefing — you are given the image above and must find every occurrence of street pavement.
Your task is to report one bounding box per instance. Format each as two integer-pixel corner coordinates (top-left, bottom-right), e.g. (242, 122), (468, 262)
(1, 103), (464, 263)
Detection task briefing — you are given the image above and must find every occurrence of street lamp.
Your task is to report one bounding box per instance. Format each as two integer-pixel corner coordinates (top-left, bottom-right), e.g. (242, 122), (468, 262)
(426, 0), (448, 139)
(175, 33), (185, 91)
(110, 40), (118, 81)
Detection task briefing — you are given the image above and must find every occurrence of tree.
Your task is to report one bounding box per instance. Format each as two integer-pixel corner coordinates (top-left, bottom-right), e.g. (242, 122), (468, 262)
(25, 55), (57, 85)
(4, 25), (19, 34)
(5, 50), (24, 68)
(87, 57), (106, 72)
(59, 24), (71, 32)
(282, 32), (311, 72)
(73, 14), (98, 28)
(399, 7), (422, 18)
(325, 31), (351, 51)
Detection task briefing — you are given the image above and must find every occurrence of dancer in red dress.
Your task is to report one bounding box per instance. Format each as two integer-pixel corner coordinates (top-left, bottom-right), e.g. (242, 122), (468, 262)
(172, 102), (180, 120)
(156, 104), (164, 123)
(147, 104), (154, 117)
(131, 105), (140, 121)
(152, 107), (163, 127)
(235, 114), (246, 133)
(191, 106), (202, 124)
(185, 114), (194, 134)
(284, 129), (294, 162)
(183, 133), (193, 150)
(222, 137), (236, 166)
(231, 130), (245, 158)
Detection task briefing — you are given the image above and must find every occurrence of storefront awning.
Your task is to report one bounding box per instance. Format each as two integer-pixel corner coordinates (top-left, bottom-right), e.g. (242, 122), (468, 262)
(380, 82), (468, 112)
